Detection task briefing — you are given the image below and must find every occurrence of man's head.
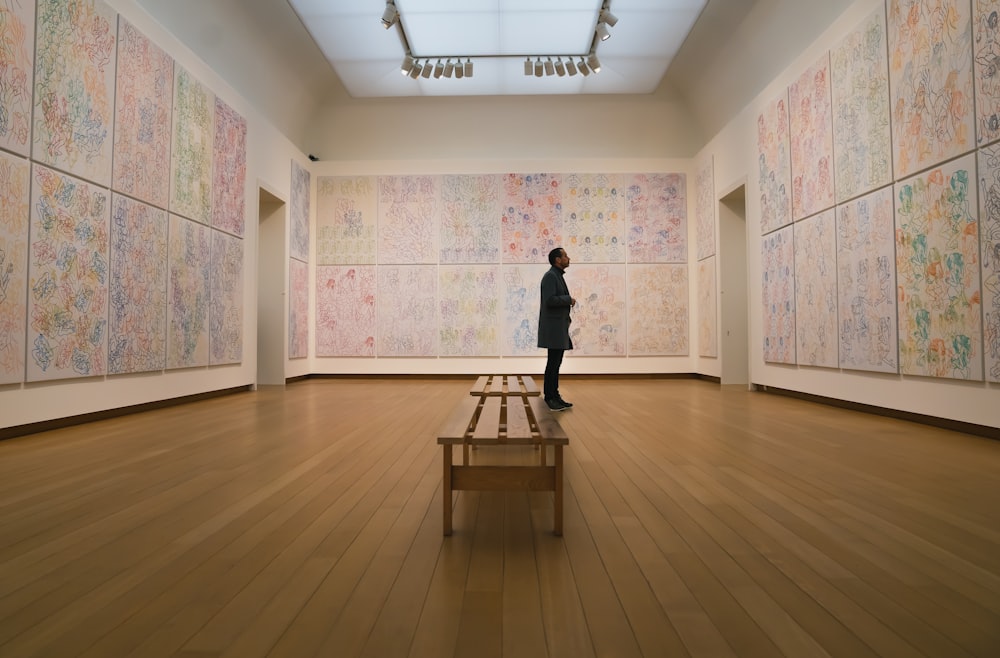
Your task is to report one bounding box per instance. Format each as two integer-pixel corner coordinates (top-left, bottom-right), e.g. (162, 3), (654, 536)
(548, 247), (570, 270)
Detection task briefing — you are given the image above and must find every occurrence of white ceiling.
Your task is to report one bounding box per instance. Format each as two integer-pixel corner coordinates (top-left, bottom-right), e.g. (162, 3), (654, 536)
(286, 0), (708, 97)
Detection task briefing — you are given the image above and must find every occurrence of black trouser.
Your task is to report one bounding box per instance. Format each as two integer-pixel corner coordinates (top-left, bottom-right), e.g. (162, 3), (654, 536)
(544, 348), (564, 400)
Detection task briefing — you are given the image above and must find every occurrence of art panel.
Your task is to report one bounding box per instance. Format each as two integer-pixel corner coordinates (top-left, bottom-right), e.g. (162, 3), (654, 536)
(170, 66), (214, 224)
(501, 173), (563, 264)
(315, 265), (376, 357)
(33, 0), (116, 186)
(831, 7), (892, 204)
(0, 151), (30, 383)
(696, 157), (716, 260)
(566, 263), (626, 356)
(108, 195), (166, 375)
(888, 0), (974, 179)
(895, 154), (983, 380)
(378, 175), (438, 264)
(976, 144), (1000, 381)
(789, 53), (835, 221)
(561, 173), (626, 263)
(288, 257), (308, 359)
(837, 186), (899, 373)
(627, 264), (688, 356)
(974, 0), (1000, 145)
(757, 91), (792, 234)
(27, 164), (110, 381)
(626, 173), (687, 263)
(377, 265), (437, 356)
(794, 209), (838, 368)
(501, 263), (547, 356)
(166, 214), (210, 369)
(113, 18), (173, 209)
(440, 174), (501, 264)
(698, 257), (718, 358)
(317, 176), (377, 265)
(212, 98), (247, 237)
(210, 229), (243, 365)
(290, 160), (310, 262)
(439, 265), (500, 356)
(0, 0), (35, 156)
(762, 224), (795, 364)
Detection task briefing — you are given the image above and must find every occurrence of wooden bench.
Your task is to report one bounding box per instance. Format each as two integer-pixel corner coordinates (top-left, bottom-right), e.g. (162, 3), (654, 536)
(438, 375), (568, 535)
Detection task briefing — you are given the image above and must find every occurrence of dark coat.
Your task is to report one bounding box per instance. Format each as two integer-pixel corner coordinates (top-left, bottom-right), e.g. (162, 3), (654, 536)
(537, 266), (574, 350)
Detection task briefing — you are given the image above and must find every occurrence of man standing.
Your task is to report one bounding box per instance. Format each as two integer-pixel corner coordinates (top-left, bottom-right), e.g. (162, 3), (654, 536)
(538, 247), (575, 411)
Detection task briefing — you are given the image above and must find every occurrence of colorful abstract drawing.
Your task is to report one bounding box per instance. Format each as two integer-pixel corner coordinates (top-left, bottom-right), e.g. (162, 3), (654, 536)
(0, 0), (35, 156)
(831, 7), (892, 204)
(378, 175), (439, 264)
(888, 0), (974, 179)
(794, 209), (838, 367)
(440, 174), (500, 264)
(0, 151), (30, 383)
(166, 214), (210, 369)
(561, 173), (626, 263)
(895, 153), (983, 380)
(696, 157), (716, 260)
(109, 195), (166, 375)
(501, 173), (563, 264)
(317, 176), (377, 265)
(439, 265), (499, 356)
(210, 229), (243, 365)
(974, 0), (1000, 145)
(789, 53), (835, 221)
(170, 66), (214, 224)
(290, 160), (310, 262)
(315, 265), (376, 357)
(698, 257), (718, 358)
(377, 265), (437, 356)
(837, 186), (899, 373)
(626, 173), (687, 263)
(757, 91), (792, 234)
(212, 98), (247, 237)
(288, 257), (308, 358)
(976, 144), (1000, 381)
(501, 263), (547, 356)
(762, 224), (795, 364)
(113, 18), (173, 209)
(567, 264), (626, 356)
(33, 0), (116, 186)
(27, 164), (110, 381)
(628, 263), (688, 356)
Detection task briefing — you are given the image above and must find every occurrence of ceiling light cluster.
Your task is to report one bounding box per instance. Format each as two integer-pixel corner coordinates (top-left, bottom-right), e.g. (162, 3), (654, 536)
(382, 0), (616, 81)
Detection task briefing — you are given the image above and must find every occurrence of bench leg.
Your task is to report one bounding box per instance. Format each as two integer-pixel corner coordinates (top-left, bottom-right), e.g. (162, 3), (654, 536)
(554, 445), (563, 536)
(443, 445), (453, 536)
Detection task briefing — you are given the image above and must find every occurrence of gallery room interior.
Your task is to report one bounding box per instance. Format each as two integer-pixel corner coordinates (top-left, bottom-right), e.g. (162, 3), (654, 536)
(1, 0), (998, 656)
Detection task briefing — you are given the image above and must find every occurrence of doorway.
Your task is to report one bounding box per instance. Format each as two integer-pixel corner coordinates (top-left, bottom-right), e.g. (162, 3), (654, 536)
(719, 185), (749, 386)
(257, 186), (287, 386)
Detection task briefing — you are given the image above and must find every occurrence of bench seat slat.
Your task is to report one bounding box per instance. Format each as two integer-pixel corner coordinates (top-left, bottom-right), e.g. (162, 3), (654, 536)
(438, 396), (480, 441)
(520, 376), (539, 396)
(472, 397), (502, 440)
(506, 397), (533, 440)
(528, 397), (568, 441)
(469, 375), (489, 396)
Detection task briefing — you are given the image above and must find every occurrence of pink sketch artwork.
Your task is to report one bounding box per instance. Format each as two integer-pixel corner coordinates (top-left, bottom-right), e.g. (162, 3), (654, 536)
(501, 173), (563, 264)
(0, 151), (29, 383)
(888, 0), (974, 179)
(290, 160), (310, 262)
(109, 195), (167, 375)
(315, 265), (375, 357)
(696, 157), (716, 260)
(317, 176), (377, 265)
(895, 153), (982, 380)
(0, 0), (35, 156)
(210, 229), (243, 365)
(288, 257), (308, 359)
(974, 0), (1000, 145)
(166, 214), (210, 369)
(789, 54), (835, 221)
(757, 91), (792, 234)
(837, 186), (898, 373)
(567, 264), (626, 356)
(377, 265), (437, 356)
(113, 19), (173, 209)
(378, 175), (439, 264)
(561, 173), (626, 263)
(501, 263), (547, 356)
(33, 0), (116, 186)
(439, 265), (500, 356)
(170, 66), (215, 224)
(976, 144), (1000, 381)
(762, 224), (795, 364)
(440, 174), (501, 264)
(626, 173), (687, 263)
(27, 164), (110, 381)
(628, 263), (688, 356)
(212, 98), (247, 237)
(794, 209), (839, 368)
(698, 257), (718, 358)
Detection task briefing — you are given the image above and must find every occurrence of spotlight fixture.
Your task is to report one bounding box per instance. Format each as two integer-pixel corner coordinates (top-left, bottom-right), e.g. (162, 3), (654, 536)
(544, 58), (555, 76)
(600, 9), (618, 27)
(380, 2), (398, 28)
(464, 58), (473, 77)
(596, 22), (610, 41)
(400, 54), (414, 76)
(588, 53), (601, 73)
(555, 58), (566, 76)
(524, 57), (532, 76)
(455, 60), (464, 78)
(566, 58), (578, 76)
(434, 59), (444, 78)
(578, 58), (590, 76)
(534, 57), (543, 77)
(409, 60), (422, 78)
(444, 59), (455, 77)
(421, 60), (432, 78)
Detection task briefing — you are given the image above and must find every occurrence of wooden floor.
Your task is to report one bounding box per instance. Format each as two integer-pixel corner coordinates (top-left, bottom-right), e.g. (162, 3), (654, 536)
(1, 378), (999, 658)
